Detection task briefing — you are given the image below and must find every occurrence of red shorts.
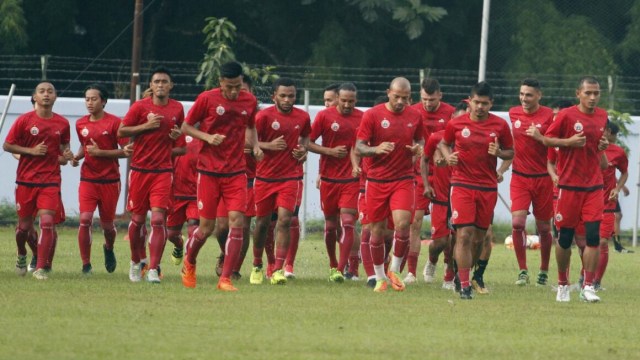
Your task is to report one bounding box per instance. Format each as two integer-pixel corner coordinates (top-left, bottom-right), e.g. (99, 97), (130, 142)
(197, 172), (247, 220)
(510, 173), (554, 220)
(56, 194), (65, 224)
(365, 178), (414, 223)
(554, 188), (604, 229)
(254, 179), (301, 217)
(414, 176), (431, 215)
(15, 185), (60, 218)
(127, 170), (172, 214)
(430, 200), (451, 239)
(450, 185), (497, 229)
(320, 180), (359, 216)
(246, 180), (256, 217)
(600, 211), (615, 239)
(79, 181), (121, 222)
(358, 191), (369, 225)
(167, 197), (198, 227)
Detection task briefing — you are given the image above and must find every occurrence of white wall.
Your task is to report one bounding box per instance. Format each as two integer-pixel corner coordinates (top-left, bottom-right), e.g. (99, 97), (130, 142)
(1, 95), (639, 233)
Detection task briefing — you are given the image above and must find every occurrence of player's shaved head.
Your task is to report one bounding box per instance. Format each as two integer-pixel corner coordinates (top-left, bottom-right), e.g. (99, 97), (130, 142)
(389, 77), (411, 92)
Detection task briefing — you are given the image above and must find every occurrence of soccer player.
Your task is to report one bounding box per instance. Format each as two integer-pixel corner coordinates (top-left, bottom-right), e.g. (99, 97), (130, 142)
(594, 121), (628, 289)
(180, 61), (262, 291)
(118, 66), (185, 283)
(438, 82), (514, 299)
(73, 84), (132, 275)
(411, 78), (455, 283)
(497, 79), (555, 286)
(308, 82), (362, 282)
(356, 77), (424, 293)
(323, 83), (340, 108)
(251, 77), (311, 285)
(3, 81), (73, 280)
(528, 76), (609, 302)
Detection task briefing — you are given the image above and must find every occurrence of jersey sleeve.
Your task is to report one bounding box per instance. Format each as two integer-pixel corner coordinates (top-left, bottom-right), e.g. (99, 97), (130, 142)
(61, 120), (71, 145)
(414, 115), (426, 143)
(122, 101), (143, 127)
(356, 112), (373, 142)
(424, 133), (439, 159)
(300, 113), (312, 138)
(185, 94), (207, 126)
(617, 149), (629, 173)
(547, 147), (557, 163)
(310, 112), (325, 142)
(499, 121), (513, 150)
(442, 121), (455, 145)
(544, 111), (565, 138)
(4, 115), (25, 145)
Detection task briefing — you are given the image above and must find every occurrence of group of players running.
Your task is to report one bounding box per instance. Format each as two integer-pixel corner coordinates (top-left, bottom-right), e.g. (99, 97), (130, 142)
(3, 60), (632, 301)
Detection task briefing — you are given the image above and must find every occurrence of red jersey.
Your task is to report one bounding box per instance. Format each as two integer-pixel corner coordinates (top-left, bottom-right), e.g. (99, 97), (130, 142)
(411, 101), (455, 135)
(255, 106), (311, 180)
(5, 111), (70, 185)
(357, 104), (424, 181)
(76, 112), (122, 182)
(172, 136), (198, 198)
(424, 130), (452, 201)
(544, 106), (607, 190)
(508, 105), (554, 176)
(310, 107), (363, 180)
(186, 88), (257, 175)
(548, 146), (561, 197)
(122, 97), (185, 172)
(245, 153), (257, 179)
(603, 144), (628, 207)
(443, 113), (513, 189)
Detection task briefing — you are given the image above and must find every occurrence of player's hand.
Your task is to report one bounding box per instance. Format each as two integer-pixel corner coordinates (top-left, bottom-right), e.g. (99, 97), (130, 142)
(206, 133), (226, 146)
(269, 135), (287, 151)
(292, 144), (307, 160)
(63, 147), (74, 162)
(609, 188), (620, 201)
(598, 134), (609, 151)
(169, 125), (181, 140)
(351, 165), (362, 178)
(145, 112), (163, 130)
(375, 142), (394, 155)
(551, 174), (559, 187)
(525, 124), (543, 141)
(253, 146), (264, 162)
(446, 151), (459, 166)
(497, 170), (504, 183)
(622, 185), (630, 197)
(31, 141), (47, 156)
(423, 184), (435, 199)
(315, 175), (321, 189)
(329, 145), (348, 158)
(86, 138), (100, 157)
(567, 132), (586, 147)
(406, 144), (422, 156)
(123, 143), (134, 157)
(71, 155), (80, 167)
(488, 137), (501, 157)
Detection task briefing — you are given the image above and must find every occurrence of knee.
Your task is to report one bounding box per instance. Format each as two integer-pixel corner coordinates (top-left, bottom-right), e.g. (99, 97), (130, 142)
(340, 213), (356, 228)
(80, 212), (93, 228)
(558, 227), (575, 249)
(290, 216), (299, 228)
(39, 213), (54, 229)
(100, 220), (115, 231)
(130, 213), (146, 227)
(325, 218), (338, 233)
(536, 221), (551, 234)
(512, 215), (526, 232)
(150, 212), (165, 227)
(585, 221), (600, 247)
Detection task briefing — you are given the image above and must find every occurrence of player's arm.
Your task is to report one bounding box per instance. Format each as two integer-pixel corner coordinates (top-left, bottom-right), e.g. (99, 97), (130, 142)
(599, 152), (608, 170)
(610, 170), (629, 201)
(83, 139), (129, 159)
(245, 126), (263, 161)
(293, 136), (309, 161)
(60, 142), (73, 164)
(3, 141), (47, 156)
(420, 156), (435, 198)
(526, 123), (586, 148)
(496, 159), (512, 183)
(547, 160), (559, 186)
(355, 139), (394, 157)
(350, 146), (361, 178)
(171, 146), (186, 157)
(437, 139), (457, 166)
(307, 141), (348, 158)
(180, 122), (225, 146)
(118, 113), (163, 138)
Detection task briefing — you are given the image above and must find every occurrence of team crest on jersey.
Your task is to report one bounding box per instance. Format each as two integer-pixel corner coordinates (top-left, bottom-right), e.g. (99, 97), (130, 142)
(574, 121), (583, 132)
(271, 120), (281, 130)
(514, 119), (521, 129)
(216, 105), (225, 116)
(331, 122), (340, 132)
(198, 200), (204, 210)
(555, 213), (563, 222)
(81, 127), (89, 137)
(185, 135), (193, 143)
(381, 119), (390, 129)
(461, 127), (470, 138)
(30, 126), (39, 136)
(451, 210), (459, 219)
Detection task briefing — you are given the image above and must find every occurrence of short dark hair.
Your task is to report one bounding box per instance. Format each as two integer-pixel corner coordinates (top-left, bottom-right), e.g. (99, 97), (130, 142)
(148, 66), (173, 82)
(521, 78), (540, 90)
(421, 78), (441, 94)
(455, 100), (469, 112)
(242, 73), (254, 88)
(373, 95), (388, 106)
(324, 83), (340, 93)
(272, 77), (296, 92)
(578, 75), (599, 89)
(220, 61), (243, 79)
(550, 99), (573, 109)
(607, 120), (620, 135)
(338, 82), (357, 93)
(470, 81), (493, 100)
(84, 83), (110, 103)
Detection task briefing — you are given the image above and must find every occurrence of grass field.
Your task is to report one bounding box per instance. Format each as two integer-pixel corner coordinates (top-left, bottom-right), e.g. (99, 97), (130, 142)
(1, 226), (639, 360)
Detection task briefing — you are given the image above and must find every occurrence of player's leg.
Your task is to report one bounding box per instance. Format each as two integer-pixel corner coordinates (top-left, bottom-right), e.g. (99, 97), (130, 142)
(404, 208), (424, 284)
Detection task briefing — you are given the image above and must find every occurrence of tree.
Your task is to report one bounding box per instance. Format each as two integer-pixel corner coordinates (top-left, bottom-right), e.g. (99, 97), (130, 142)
(0, 0), (28, 53)
(196, 17), (237, 89)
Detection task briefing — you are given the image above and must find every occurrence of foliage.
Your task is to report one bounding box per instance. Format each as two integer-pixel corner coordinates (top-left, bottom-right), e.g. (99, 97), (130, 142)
(0, 0), (28, 53)
(0, 198), (17, 223)
(607, 109), (635, 153)
(196, 17), (237, 89)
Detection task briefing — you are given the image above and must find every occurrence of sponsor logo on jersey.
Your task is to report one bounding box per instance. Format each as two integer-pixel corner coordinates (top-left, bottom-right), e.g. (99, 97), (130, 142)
(461, 127), (470, 138)
(331, 122), (340, 132)
(381, 119), (390, 129)
(216, 105), (225, 116)
(271, 120), (280, 130)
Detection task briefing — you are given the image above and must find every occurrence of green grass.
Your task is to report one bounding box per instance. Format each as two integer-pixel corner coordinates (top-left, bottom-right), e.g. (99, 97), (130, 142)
(1, 226), (639, 359)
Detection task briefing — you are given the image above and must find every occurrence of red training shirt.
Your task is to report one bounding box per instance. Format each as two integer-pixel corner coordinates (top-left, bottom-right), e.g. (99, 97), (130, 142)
(76, 112), (122, 182)
(508, 105), (554, 176)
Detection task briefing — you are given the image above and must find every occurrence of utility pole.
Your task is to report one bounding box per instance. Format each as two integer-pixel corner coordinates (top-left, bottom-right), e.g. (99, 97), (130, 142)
(478, 0), (491, 82)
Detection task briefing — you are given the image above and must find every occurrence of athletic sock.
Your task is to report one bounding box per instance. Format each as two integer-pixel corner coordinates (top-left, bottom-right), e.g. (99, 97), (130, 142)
(285, 216), (300, 269)
(221, 227), (242, 278)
